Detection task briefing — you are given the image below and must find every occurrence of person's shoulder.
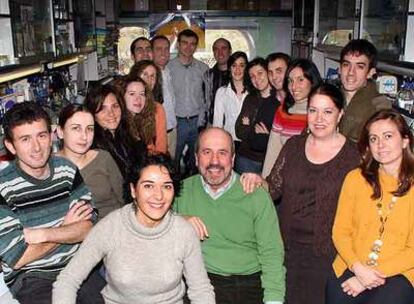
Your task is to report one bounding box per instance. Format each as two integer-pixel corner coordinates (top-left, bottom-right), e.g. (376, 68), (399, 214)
(167, 57), (179, 68)
(371, 94), (391, 109)
(96, 149), (111, 160)
(171, 213), (200, 241)
(0, 161), (16, 182)
(284, 133), (306, 149)
(52, 155), (77, 170)
(181, 174), (201, 190)
(155, 101), (165, 113)
(343, 138), (359, 155)
(215, 86), (229, 98)
(194, 58), (209, 70)
(233, 178), (272, 204)
(92, 205), (125, 233)
(344, 167), (364, 182)
(173, 213), (193, 230)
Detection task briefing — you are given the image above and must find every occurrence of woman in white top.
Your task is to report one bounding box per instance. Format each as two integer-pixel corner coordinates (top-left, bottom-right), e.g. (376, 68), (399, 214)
(213, 51), (249, 150)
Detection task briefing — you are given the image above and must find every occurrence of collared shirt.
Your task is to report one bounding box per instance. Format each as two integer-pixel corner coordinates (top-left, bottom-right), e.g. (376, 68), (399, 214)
(213, 83), (248, 141)
(161, 67), (177, 130)
(206, 64), (231, 123)
(167, 57), (209, 126)
(200, 171), (237, 200)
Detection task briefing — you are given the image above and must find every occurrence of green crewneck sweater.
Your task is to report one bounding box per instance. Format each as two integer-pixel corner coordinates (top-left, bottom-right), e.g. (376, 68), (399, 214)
(173, 174), (286, 302)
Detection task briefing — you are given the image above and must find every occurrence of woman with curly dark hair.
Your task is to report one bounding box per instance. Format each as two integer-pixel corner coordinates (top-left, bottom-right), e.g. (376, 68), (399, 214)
(327, 109), (414, 304)
(127, 60), (168, 154)
(53, 154), (215, 304)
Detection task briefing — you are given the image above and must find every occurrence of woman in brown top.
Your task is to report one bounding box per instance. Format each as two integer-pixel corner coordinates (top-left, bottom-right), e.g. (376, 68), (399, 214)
(57, 104), (124, 219)
(241, 83), (361, 304)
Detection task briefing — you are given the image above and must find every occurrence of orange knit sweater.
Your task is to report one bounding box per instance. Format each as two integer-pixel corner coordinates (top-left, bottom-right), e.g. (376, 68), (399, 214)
(147, 102), (168, 154)
(332, 168), (414, 285)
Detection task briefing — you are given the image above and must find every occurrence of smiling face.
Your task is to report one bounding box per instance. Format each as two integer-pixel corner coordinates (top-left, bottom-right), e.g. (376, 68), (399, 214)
(287, 67), (312, 103)
(58, 111), (94, 156)
(124, 81), (146, 114)
(130, 165), (174, 227)
(5, 119), (52, 178)
(248, 64), (270, 94)
(140, 65), (157, 91)
(368, 119), (409, 173)
(94, 93), (122, 134)
(340, 53), (375, 97)
(230, 57), (246, 82)
(196, 128), (234, 191)
(213, 39), (231, 67)
(308, 93), (343, 139)
(268, 58), (288, 91)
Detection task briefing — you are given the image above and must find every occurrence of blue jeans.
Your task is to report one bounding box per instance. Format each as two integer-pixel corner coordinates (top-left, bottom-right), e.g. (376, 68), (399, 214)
(175, 116), (199, 174)
(235, 155), (263, 174)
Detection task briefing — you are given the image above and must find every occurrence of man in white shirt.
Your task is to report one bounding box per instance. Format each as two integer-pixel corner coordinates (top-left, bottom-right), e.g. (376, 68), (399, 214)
(151, 35), (177, 158)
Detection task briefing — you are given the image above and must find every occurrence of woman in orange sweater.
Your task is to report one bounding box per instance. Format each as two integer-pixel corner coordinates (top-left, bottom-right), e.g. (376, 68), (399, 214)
(127, 60), (168, 154)
(118, 76), (167, 154)
(326, 109), (414, 304)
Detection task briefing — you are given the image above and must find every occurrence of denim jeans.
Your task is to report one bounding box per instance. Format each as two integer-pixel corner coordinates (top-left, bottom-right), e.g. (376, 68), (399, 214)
(234, 155), (263, 174)
(175, 116), (199, 174)
(208, 272), (263, 304)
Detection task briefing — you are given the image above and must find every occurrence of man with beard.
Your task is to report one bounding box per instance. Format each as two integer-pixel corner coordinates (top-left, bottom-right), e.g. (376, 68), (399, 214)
(173, 127), (285, 304)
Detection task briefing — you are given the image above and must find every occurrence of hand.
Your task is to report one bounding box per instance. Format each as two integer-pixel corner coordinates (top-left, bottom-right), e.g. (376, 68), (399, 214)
(341, 276), (366, 297)
(242, 116), (250, 125)
(183, 216), (209, 240)
(240, 173), (264, 194)
(254, 122), (270, 134)
(352, 262), (386, 289)
(63, 201), (93, 226)
(23, 228), (47, 244)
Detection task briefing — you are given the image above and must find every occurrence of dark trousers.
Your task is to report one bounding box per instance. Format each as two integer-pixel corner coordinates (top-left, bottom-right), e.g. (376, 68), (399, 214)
(208, 272), (263, 304)
(15, 269), (105, 304)
(325, 269), (414, 304)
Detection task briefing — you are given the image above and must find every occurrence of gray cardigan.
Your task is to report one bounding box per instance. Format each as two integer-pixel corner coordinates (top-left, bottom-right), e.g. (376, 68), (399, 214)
(53, 205), (215, 304)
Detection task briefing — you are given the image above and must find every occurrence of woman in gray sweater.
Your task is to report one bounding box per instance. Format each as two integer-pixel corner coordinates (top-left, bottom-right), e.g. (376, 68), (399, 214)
(53, 154), (215, 304)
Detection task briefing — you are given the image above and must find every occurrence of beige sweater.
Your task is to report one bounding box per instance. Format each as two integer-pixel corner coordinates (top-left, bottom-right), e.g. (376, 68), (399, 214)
(53, 205), (215, 304)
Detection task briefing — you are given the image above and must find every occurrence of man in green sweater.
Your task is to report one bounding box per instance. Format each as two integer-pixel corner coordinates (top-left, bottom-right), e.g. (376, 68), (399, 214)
(174, 127), (285, 304)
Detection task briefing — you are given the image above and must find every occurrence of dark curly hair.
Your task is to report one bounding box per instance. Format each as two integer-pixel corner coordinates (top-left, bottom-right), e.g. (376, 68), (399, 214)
(128, 153), (182, 198)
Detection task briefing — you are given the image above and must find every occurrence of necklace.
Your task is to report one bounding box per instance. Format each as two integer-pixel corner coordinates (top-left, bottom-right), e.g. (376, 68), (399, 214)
(366, 195), (397, 266)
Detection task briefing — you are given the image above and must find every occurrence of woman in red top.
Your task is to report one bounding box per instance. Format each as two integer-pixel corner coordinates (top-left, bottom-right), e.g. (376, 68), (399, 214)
(262, 58), (322, 177)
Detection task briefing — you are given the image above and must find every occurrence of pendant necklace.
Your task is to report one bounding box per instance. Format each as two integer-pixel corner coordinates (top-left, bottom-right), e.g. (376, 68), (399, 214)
(366, 195), (397, 266)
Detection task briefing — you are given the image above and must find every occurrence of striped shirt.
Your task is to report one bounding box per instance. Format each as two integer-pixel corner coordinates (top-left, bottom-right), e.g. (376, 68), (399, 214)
(0, 156), (96, 293)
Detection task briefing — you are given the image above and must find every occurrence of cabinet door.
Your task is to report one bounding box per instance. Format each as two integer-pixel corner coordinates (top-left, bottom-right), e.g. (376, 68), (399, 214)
(10, 0), (54, 60)
(362, 0), (408, 61)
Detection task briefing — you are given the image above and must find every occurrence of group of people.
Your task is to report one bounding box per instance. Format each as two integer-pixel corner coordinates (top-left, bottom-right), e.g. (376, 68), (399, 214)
(0, 27), (413, 304)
